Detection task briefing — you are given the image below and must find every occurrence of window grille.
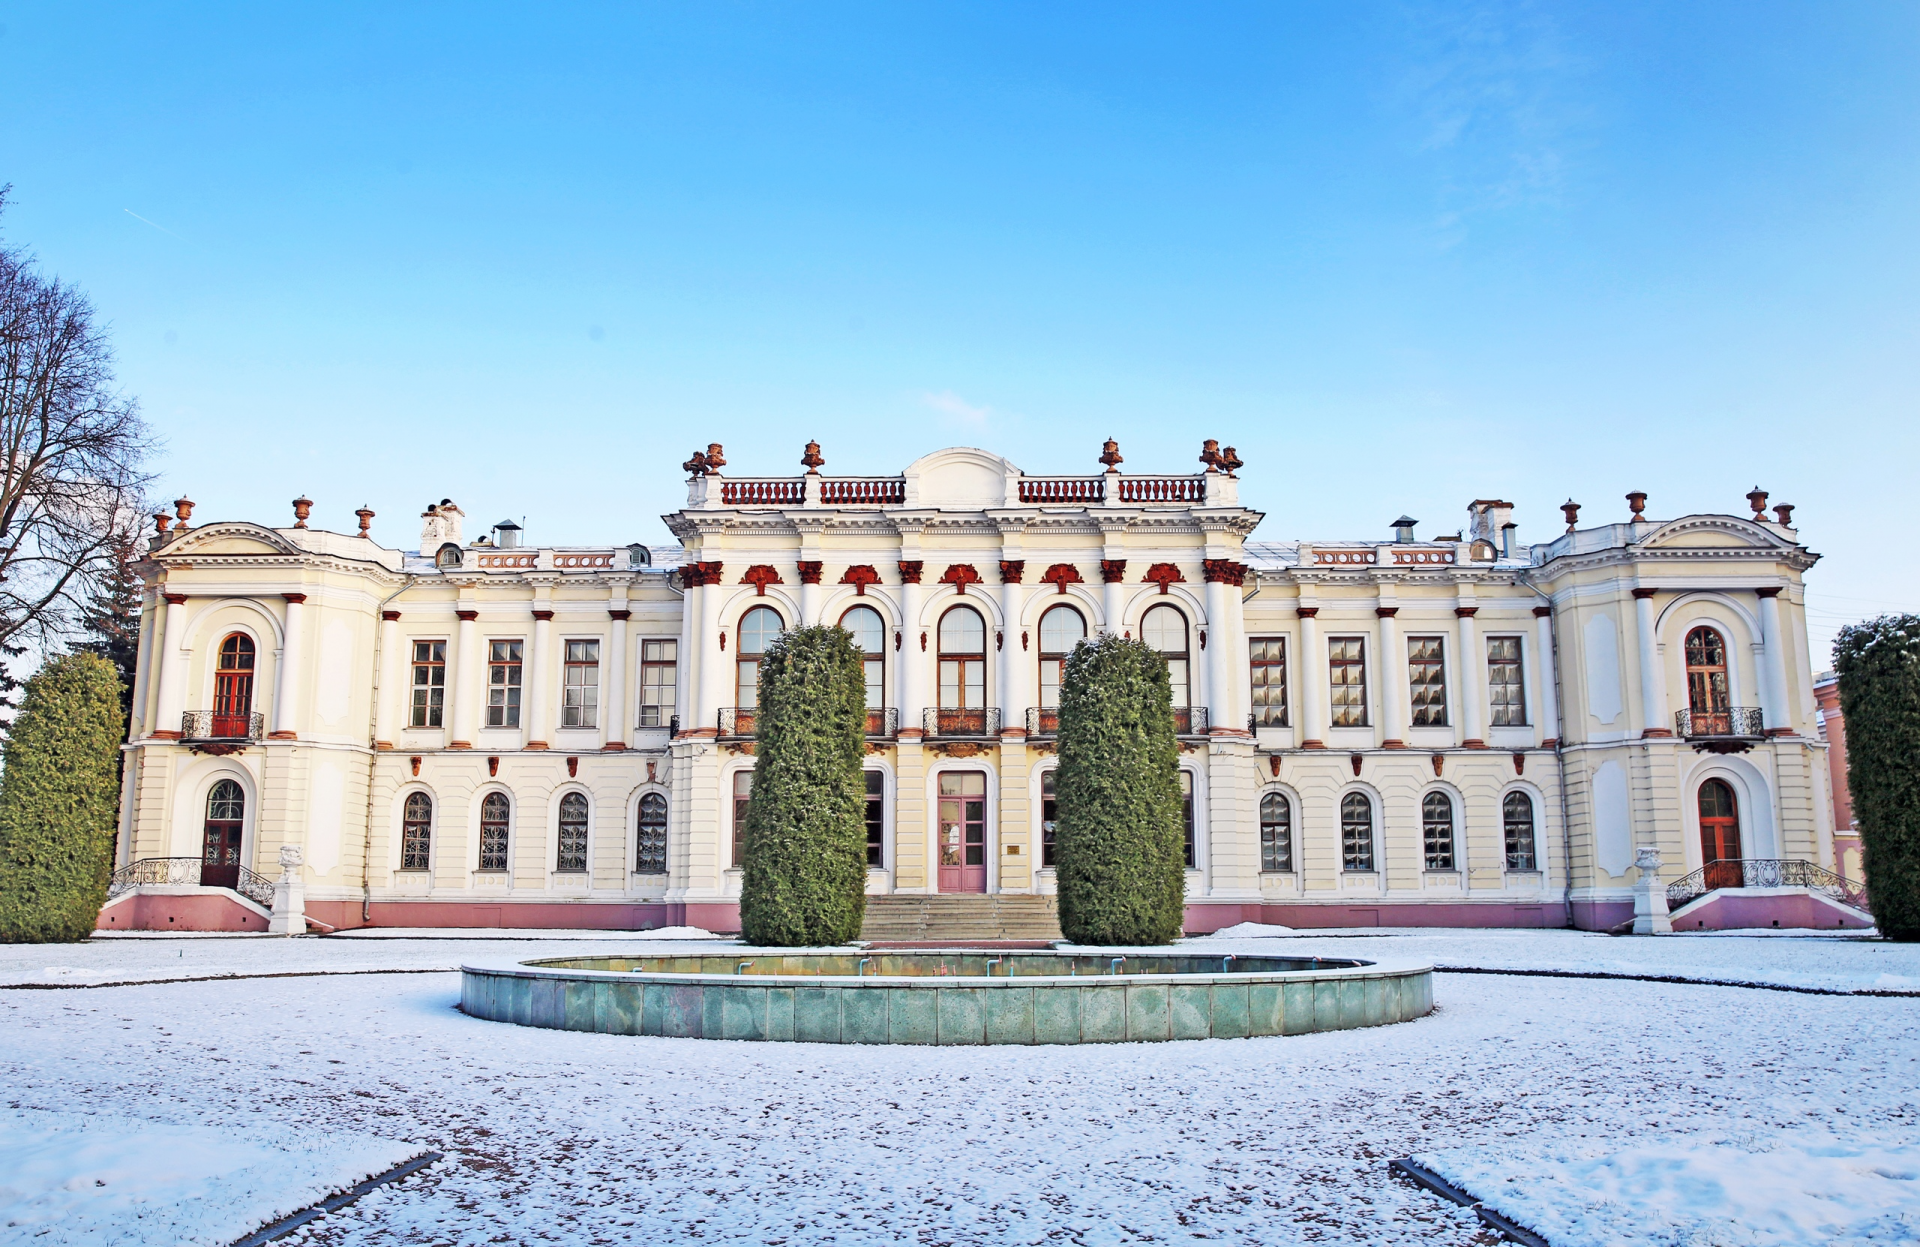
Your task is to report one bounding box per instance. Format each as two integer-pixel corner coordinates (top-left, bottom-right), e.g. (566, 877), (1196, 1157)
(402, 791), (433, 870)
(479, 792), (510, 871)
(556, 792), (589, 872)
(636, 792), (668, 874)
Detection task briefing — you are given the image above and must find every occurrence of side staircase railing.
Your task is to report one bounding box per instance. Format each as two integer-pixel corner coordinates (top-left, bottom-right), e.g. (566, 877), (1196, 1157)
(108, 856), (277, 911)
(1666, 858), (1870, 914)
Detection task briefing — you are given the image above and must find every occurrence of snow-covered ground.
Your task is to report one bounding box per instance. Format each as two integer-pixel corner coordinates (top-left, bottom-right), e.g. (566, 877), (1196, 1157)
(3, 929), (1916, 1245)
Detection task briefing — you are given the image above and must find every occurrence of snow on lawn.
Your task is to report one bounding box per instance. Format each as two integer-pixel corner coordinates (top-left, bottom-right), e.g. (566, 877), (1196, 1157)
(2, 932), (1916, 1244)
(0, 1105), (422, 1247)
(1421, 1139), (1920, 1247)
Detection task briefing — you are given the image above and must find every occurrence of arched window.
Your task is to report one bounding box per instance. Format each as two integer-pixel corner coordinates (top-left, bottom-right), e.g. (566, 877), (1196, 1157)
(1686, 626), (1731, 734)
(1142, 605), (1191, 709)
(937, 607), (987, 734)
(736, 606), (783, 710)
(200, 779), (246, 889)
(435, 543), (462, 569)
(213, 634), (256, 738)
(1040, 769), (1059, 867)
(840, 605), (886, 713)
(401, 791), (433, 871)
(479, 792), (510, 871)
(1340, 792), (1373, 872)
(635, 792), (668, 875)
(557, 792), (590, 872)
(1698, 778), (1741, 889)
(1503, 792), (1536, 871)
(1422, 791), (1455, 871)
(1260, 791), (1292, 873)
(1037, 605), (1086, 714)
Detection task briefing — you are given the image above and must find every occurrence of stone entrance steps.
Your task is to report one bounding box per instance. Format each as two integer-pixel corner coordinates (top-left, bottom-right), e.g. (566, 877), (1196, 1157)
(861, 894), (1063, 944)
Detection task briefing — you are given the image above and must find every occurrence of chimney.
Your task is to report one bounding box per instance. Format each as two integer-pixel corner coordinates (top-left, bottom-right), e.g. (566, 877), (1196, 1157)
(1391, 516), (1417, 544)
(492, 519), (523, 549)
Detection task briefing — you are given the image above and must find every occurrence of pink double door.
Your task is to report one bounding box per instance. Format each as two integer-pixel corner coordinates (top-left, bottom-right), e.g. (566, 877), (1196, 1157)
(937, 771), (987, 893)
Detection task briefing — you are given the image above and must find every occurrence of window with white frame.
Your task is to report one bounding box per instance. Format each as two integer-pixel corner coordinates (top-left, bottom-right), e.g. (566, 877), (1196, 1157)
(1259, 791), (1292, 872)
(1340, 792), (1374, 871)
(1038, 605), (1087, 710)
(1329, 638), (1368, 727)
(731, 770), (753, 867)
(1143, 605), (1191, 709)
(562, 640), (600, 728)
(1180, 770), (1196, 868)
(1422, 791), (1455, 870)
(1040, 769), (1058, 867)
(841, 607), (886, 710)
(737, 606), (783, 709)
(1408, 638), (1447, 727)
(409, 641), (446, 728)
(1503, 791), (1537, 870)
(639, 639), (677, 727)
(487, 640), (523, 728)
(1488, 637), (1526, 726)
(863, 771), (885, 867)
(1249, 638), (1288, 727)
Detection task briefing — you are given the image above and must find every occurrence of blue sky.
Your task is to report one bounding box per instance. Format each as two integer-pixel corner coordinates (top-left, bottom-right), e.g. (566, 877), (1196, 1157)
(2, 2), (1915, 659)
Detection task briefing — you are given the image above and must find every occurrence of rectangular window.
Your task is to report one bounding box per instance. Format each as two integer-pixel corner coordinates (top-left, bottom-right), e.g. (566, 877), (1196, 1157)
(562, 640), (600, 728)
(639, 639), (678, 728)
(409, 641), (446, 728)
(486, 640), (523, 728)
(1408, 637), (1448, 728)
(1041, 770), (1058, 867)
(1488, 637), (1527, 726)
(1181, 771), (1195, 869)
(1249, 638), (1288, 727)
(731, 770), (752, 867)
(864, 770), (885, 867)
(1329, 638), (1368, 728)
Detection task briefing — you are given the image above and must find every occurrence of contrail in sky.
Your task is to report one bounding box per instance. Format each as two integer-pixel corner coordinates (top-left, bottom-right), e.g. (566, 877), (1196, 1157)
(123, 208), (185, 240)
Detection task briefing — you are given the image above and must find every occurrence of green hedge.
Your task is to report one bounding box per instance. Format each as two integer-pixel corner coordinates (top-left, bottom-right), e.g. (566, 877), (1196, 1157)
(0, 653), (127, 943)
(738, 624), (870, 946)
(1834, 615), (1920, 941)
(1053, 633), (1187, 945)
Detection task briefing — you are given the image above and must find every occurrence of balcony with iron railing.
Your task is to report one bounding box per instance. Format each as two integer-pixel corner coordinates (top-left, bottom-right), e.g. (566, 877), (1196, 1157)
(1675, 707), (1764, 752)
(1667, 858), (1869, 914)
(1025, 705), (1209, 737)
(179, 711), (264, 753)
(923, 707), (1002, 738)
(720, 706), (899, 739)
(108, 856), (277, 910)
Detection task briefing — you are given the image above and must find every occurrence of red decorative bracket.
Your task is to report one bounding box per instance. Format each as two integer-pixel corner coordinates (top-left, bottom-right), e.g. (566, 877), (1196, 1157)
(1201, 559), (1247, 586)
(897, 560), (924, 585)
(741, 564), (784, 595)
(998, 560), (1025, 584)
(841, 564), (881, 595)
(1142, 562), (1184, 593)
(797, 561), (823, 585)
(939, 564), (983, 594)
(1040, 563), (1084, 594)
(681, 561), (725, 587)
(1100, 559), (1127, 584)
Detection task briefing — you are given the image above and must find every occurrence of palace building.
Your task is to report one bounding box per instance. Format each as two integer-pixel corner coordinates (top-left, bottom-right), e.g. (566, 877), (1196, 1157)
(101, 442), (1861, 936)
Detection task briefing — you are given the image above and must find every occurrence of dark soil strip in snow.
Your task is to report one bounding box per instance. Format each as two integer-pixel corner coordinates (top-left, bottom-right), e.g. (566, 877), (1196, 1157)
(1, 968), (456, 991)
(228, 1151), (443, 1246)
(1437, 965), (1920, 999)
(1390, 1159), (1550, 1247)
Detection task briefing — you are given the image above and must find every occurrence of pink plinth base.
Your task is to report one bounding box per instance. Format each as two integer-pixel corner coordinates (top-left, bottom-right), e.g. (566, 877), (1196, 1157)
(97, 891), (269, 933)
(1181, 901), (1573, 933)
(1666, 889), (1874, 932)
(302, 899), (744, 935)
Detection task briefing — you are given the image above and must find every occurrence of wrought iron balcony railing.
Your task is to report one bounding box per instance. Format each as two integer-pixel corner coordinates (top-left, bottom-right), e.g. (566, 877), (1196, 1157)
(864, 707), (900, 738)
(717, 707), (758, 737)
(722, 707), (897, 738)
(923, 707), (1002, 738)
(1026, 706), (1206, 736)
(1666, 858), (1870, 914)
(1675, 707), (1764, 741)
(108, 856), (277, 910)
(181, 711), (265, 742)
(1026, 707), (1060, 736)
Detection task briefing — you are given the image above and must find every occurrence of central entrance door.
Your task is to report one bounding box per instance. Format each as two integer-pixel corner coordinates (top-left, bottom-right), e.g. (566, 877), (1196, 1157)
(1698, 778), (1742, 890)
(200, 778), (245, 890)
(937, 771), (987, 893)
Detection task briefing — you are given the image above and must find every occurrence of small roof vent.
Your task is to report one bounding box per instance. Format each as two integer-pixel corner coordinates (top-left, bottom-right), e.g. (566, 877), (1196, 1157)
(1391, 516), (1418, 544)
(492, 518), (523, 549)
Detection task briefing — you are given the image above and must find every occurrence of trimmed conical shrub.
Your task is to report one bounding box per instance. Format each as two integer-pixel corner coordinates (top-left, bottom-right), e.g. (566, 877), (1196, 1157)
(1053, 632), (1187, 945)
(1834, 615), (1920, 941)
(0, 652), (127, 943)
(738, 624), (869, 946)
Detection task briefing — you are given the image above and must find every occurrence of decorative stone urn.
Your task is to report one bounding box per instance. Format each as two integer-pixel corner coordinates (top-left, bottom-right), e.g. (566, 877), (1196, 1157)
(1631, 845), (1673, 935)
(269, 844), (307, 936)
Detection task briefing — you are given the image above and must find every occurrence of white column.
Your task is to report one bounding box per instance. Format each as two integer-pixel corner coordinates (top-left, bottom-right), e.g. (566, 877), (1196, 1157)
(1533, 606), (1559, 745)
(271, 593), (306, 739)
(1756, 588), (1791, 736)
(1455, 604), (1485, 748)
(1376, 606), (1404, 747)
(527, 597), (554, 748)
(1202, 576), (1236, 731)
(1102, 571), (1125, 636)
(694, 570), (725, 733)
(999, 574), (1025, 731)
(373, 609), (403, 747)
(799, 577), (821, 628)
(673, 578), (696, 734)
(605, 593), (631, 750)
(127, 591), (158, 739)
(448, 606), (478, 748)
(1632, 588), (1670, 737)
(898, 578), (924, 735)
(1298, 607), (1325, 748)
(152, 592), (189, 738)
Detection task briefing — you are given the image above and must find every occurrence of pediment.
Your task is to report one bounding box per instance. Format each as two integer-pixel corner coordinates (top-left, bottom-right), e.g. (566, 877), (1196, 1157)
(1637, 516), (1791, 552)
(902, 447), (1022, 509)
(164, 523), (301, 558)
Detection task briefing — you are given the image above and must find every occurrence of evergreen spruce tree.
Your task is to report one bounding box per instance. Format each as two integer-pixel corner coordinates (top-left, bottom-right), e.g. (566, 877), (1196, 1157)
(737, 624), (869, 946)
(1834, 615), (1920, 941)
(1053, 632), (1187, 945)
(0, 653), (126, 942)
(76, 527), (144, 722)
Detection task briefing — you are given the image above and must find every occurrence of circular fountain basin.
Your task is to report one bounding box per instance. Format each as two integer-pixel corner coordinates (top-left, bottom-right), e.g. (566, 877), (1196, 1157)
(460, 950), (1433, 1045)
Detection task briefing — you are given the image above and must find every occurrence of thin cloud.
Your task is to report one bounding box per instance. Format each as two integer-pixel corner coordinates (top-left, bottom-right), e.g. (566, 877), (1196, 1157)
(922, 390), (993, 426)
(124, 208), (185, 241)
